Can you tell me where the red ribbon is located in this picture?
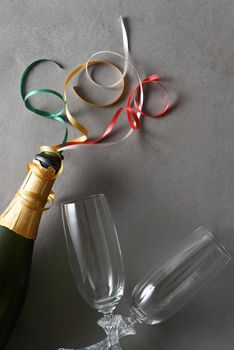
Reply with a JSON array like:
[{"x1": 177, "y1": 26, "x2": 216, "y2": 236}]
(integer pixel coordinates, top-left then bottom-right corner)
[{"x1": 56, "y1": 74, "x2": 170, "y2": 148}]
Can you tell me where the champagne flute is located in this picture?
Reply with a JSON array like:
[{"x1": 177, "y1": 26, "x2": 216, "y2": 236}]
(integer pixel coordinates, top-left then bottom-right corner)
[
  {"x1": 129, "y1": 226, "x2": 231, "y2": 325},
  {"x1": 60, "y1": 194, "x2": 125, "y2": 350}
]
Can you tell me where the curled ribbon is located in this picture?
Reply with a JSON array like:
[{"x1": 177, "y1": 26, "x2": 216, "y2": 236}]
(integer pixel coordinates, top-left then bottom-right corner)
[
  {"x1": 20, "y1": 59, "x2": 68, "y2": 150},
  {"x1": 20, "y1": 15, "x2": 171, "y2": 155}
]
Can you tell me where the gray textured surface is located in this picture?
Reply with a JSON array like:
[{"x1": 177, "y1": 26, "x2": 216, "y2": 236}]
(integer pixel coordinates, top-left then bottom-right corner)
[{"x1": 0, "y1": 0, "x2": 234, "y2": 349}]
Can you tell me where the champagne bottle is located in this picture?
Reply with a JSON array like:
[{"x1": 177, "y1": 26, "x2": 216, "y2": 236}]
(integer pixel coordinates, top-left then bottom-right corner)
[{"x1": 0, "y1": 151, "x2": 63, "y2": 349}]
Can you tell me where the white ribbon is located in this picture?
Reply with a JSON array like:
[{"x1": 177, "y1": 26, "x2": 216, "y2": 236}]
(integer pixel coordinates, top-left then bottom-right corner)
[{"x1": 57, "y1": 15, "x2": 144, "y2": 152}]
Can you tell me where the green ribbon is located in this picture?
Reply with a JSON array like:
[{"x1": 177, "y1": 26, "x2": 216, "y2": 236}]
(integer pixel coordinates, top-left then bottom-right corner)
[{"x1": 20, "y1": 59, "x2": 68, "y2": 150}]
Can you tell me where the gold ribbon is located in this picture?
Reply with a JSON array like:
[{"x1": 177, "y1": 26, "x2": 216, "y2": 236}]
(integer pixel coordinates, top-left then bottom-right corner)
[{"x1": 63, "y1": 60, "x2": 125, "y2": 143}]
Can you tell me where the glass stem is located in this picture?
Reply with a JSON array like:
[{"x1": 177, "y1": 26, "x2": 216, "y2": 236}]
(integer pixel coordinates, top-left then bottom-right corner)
[
  {"x1": 97, "y1": 314, "x2": 123, "y2": 350},
  {"x1": 109, "y1": 345, "x2": 122, "y2": 350}
]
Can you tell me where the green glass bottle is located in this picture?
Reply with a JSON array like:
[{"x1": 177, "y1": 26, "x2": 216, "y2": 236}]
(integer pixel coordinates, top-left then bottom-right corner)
[{"x1": 0, "y1": 151, "x2": 62, "y2": 349}]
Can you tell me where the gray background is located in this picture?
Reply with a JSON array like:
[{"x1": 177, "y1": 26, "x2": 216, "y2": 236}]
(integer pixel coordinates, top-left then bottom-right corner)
[{"x1": 0, "y1": 0, "x2": 233, "y2": 349}]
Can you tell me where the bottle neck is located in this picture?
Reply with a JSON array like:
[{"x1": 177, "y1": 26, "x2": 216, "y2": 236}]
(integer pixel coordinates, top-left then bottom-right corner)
[{"x1": 0, "y1": 160, "x2": 58, "y2": 240}]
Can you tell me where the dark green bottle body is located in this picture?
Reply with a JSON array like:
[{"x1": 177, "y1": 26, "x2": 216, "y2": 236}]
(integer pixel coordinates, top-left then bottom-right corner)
[{"x1": 0, "y1": 227, "x2": 34, "y2": 349}]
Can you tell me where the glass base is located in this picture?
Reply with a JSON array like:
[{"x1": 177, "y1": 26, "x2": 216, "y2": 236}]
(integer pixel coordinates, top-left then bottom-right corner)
[{"x1": 58, "y1": 315, "x2": 136, "y2": 350}]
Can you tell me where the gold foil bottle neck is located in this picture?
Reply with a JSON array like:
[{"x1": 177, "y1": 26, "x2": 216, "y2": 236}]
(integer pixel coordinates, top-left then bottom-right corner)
[{"x1": 0, "y1": 161, "x2": 59, "y2": 240}]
